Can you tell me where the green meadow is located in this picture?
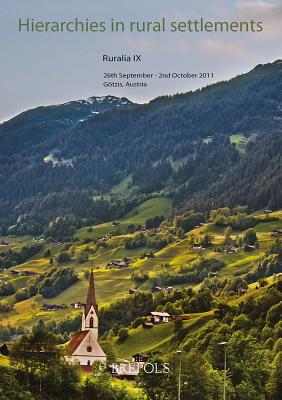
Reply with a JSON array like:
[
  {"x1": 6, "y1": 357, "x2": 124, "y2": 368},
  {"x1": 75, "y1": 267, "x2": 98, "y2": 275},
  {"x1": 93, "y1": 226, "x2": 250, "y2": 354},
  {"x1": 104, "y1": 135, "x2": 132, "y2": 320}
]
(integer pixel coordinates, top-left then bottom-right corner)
[
  {"x1": 0, "y1": 200, "x2": 281, "y2": 358},
  {"x1": 76, "y1": 197, "x2": 172, "y2": 239}
]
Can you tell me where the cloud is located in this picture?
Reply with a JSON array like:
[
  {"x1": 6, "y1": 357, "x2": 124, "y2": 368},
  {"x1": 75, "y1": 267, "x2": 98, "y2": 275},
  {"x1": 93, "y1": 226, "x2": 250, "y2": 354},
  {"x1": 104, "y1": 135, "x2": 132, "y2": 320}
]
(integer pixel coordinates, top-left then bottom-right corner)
[
  {"x1": 199, "y1": 38, "x2": 251, "y2": 59},
  {"x1": 233, "y1": 0, "x2": 281, "y2": 38},
  {"x1": 211, "y1": 0, "x2": 282, "y2": 39}
]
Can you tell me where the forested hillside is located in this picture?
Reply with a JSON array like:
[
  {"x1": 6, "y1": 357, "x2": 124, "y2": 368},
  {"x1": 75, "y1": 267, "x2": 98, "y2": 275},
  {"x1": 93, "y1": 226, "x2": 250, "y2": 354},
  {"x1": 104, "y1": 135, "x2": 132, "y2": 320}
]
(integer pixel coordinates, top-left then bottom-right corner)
[
  {"x1": 0, "y1": 203, "x2": 281, "y2": 400},
  {"x1": 0, "y1": 60, "x2": 281, "y2": 236}
]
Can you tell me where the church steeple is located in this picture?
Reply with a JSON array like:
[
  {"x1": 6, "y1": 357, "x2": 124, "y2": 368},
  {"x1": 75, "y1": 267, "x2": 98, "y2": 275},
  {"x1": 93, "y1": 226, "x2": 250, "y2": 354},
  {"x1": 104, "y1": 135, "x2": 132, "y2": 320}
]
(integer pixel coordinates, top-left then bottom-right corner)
[
  {"x1": 82, "y1": 269, "x2": 99, "y2": 338},
  {"x1": 85, "y1": 269, "x2": 98, "y2": 315}
]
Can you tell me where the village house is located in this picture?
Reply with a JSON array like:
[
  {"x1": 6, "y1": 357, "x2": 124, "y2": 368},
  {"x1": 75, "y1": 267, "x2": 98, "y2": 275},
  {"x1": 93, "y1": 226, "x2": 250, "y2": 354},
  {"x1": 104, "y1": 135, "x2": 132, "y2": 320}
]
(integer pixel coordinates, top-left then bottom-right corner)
[
  {"x1": 132, "y1": 352, "x2": 149, "y2": 363},
  {"x1": 23, "y1": 271, "x2": 38, "y2": 276},
  {"x1": 106, "y1": 258, "x2": 132, "y2": 269},
  {"x1": 42, "y1": 303, "x2": 66, "y2": 311},
  {"x1": 192, "y1": 244, "x2": 204, "y2": 250},
  {"x1": 98, "y1": 235, "x2": 111, "y2": 243},
  {"x1": 144, "y1": 253, "x2": 153, "y2": 259},
  {"x1": 111, "y1": 221, "x2": 120, "y2": 227},
  {"x1": 109, "y1": 353, "x2": 151, "y2": 380},
  {"x1": 142, "y1": 321, "x2": 154, "y2": 329},
  {"x1": 271, "y1": 229, "x2": 282, "y2": 237},
  {"x1": 70, "y1": 301, "x2": 84, "y2": 309},
  {"x1": 123, "y1": 257, "x2": 133, "y2": 263},
  {"x1": 150, "y1": 311, "x2": 171, "y2": 324},
  {"x1": 165, "y1": 286, "x2": 174, "y2": 293},
  {"x1": 151, "y1": 286, "x2": 162, "y2": 293},
  {"x1": 223, "y1": 247, "x2": 240, "y2": 254},
  {"x1": 10, "y1": 270, "x2": 20, "y2": 276},
  {"x1": 0, "y1": 240, "x2": 11, "y2": 246},
  {"x1": 66, "y1": 270, "x2": 106, "y2": 368},
  {"x1": 244, "y1": 244, "x2": 256, "y2": 252}
]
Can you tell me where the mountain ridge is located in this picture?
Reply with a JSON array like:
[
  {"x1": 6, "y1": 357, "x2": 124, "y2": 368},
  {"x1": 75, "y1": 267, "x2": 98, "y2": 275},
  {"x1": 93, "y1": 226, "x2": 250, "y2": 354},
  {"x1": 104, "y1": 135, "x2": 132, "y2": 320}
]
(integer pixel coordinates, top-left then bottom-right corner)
[
  {"x1": 0, "y1": 60, "x2": 281, "y2": 235},
  {"x1": 0, "y1": 95, "x2": 135, "y2": 155}
]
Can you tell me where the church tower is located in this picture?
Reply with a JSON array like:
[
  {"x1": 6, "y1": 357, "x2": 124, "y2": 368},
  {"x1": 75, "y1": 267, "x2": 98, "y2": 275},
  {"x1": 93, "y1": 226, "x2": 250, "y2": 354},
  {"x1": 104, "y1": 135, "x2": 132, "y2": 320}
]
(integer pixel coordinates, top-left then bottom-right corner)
[
  {"x1": 67, "y1": 268, "x2": 106, "y2": 367},
  {"x1": 82, "y1": 269, "x2": 99, "y2": 339}
]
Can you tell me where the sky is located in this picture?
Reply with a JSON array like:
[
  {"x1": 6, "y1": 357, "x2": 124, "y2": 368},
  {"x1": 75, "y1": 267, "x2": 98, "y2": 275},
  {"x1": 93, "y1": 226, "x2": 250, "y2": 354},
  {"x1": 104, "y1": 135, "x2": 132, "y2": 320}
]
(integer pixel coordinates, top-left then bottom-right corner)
[{"x1": 0, "y1": 0, "x2": 281, "y2": 121}]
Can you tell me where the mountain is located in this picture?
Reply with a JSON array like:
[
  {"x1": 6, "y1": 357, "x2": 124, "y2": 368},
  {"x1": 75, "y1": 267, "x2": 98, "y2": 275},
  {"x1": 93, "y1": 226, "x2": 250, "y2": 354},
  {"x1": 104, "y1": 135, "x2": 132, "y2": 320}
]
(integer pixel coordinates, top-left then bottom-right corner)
[
  {"x1": 0, "y1": 60, "x2": 281, "y2": 235},
  {"x1": 0, "y1": 95, "x2": 134, "y2": 155}
]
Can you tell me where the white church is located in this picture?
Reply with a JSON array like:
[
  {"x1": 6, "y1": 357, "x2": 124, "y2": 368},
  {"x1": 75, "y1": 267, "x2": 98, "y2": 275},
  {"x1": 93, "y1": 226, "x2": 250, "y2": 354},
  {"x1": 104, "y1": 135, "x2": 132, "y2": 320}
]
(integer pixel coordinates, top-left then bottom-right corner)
[{"x1": 67, "y1": 269, "x2": 107, "y2": 367}]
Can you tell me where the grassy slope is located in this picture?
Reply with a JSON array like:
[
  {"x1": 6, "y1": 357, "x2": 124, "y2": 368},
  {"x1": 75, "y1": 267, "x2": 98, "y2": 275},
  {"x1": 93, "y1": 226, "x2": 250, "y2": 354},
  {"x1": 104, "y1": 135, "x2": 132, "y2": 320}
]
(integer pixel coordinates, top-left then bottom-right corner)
[
  {"x1": 0, "y1": 206, "x2": 281, "y2": 359},
  {"x1": 230, "y1": 134, "x2": 248, "y2": 154},
  {"x1": 76, "y1": 197, "x2": 172, "y2": 239},
  {"x1": 115, "y1": 314, "x2": 212, "y2": 360},
  {"x1": 0, "y1": 355, "x2": 9, "y2": 367},
  {"x1": 114, "y1": 277, "x2": 279, "y2": 360}
]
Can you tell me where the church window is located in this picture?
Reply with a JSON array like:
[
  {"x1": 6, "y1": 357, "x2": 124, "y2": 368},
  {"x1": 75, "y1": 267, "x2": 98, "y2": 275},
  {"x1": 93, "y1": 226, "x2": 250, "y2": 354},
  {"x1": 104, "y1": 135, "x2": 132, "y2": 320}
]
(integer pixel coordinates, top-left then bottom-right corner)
[
  {"x1": 87, "y1": 360, "x2": 91, "y2": 366},
  {"x1": 87, "y1": 346, "x2": 92, "y2": 352},
  {"x1": 89, "y1": 317, "x2": 94, "y2": 328}
]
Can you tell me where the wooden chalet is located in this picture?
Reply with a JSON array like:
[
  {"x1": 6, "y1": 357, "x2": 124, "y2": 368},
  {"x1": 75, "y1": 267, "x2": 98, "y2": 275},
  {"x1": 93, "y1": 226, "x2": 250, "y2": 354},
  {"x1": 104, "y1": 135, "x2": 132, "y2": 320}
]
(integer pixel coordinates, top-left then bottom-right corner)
[
  {"x1": 150, "y1": 311, "x2": 171, "y2": 324},
  {"x1": 132, "y1": 352, "x2": 149, "y2": 363}
]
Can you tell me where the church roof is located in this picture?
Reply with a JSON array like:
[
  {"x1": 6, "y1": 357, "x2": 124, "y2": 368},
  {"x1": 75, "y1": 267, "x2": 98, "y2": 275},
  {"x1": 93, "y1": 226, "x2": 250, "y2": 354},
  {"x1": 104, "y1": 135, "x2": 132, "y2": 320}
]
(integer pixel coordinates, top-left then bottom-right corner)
[
  {"x1": 68, "y1": 331, "x2": 89, "y2": 353},
  {"x1": 68, "y1": 330, "x2": 106, "y2": 357},
  {"x1": 85, "y1": 269, "x2": 98, "y2": 316}
]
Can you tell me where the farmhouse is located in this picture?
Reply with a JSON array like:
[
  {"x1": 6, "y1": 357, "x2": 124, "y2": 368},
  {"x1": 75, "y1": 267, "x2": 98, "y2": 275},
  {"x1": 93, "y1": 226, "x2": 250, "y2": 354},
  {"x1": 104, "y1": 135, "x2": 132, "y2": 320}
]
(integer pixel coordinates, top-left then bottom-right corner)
[
  {"x1": 107, "y1": 259, "x2": 131, "y2": 268},
  {"x1": 151, "y1": 286, "x2": 162, "y2": 293},
  {"x1": 165, "y1": 286, "x2": 174, "y2": 293},
  {"x1": 223, "y1": 247, "x2": 239, "y2": 254},
  {"x1": 150, "y1": 311, "x2": 171, "y2": 324},
  {"x1": 132, "y1": 352, "x2": 149, "y2": 363},
  {"x1": 192, "y1": 245, "x2": 204, "y2": 250},
  {"x1": 271, "y1": 229, "x2": 282, "y2": 237},
  {"x1": 244, "y1": 244, "x2": 256, "y2": 252},
  {"x1": 112, "y1": 221, "x2": 120, "y2": 226},
  {"x1": 70, "y1": 301, "x2": 84, "y2": 309},
  {"x1": 67, "y1": 270, "x2": 106, "y2": 367},
  {"x1": 42, "y1": 303, "x2": 66, "y2": 311},
  {"x1": 0, "y1": 240, "x2": 11, "y2": 246},
  {"x1": 10, "y1": 270, "x2": 20, "y2": 275}
]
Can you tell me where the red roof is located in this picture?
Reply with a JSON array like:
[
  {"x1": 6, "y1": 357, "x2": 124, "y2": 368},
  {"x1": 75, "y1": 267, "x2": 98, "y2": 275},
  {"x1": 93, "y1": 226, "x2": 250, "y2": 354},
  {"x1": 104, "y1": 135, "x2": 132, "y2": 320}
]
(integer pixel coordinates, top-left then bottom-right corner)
[{"x1": 68, "y1": 331, "x2": 89, "y2": 353}]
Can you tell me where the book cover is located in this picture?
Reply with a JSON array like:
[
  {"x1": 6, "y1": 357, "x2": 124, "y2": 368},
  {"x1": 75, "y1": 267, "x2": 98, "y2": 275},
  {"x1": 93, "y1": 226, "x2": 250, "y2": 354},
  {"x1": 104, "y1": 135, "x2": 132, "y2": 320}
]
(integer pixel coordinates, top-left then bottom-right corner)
[{"x1": 0, "y1": 1, "x2": 281, "y2": 399}]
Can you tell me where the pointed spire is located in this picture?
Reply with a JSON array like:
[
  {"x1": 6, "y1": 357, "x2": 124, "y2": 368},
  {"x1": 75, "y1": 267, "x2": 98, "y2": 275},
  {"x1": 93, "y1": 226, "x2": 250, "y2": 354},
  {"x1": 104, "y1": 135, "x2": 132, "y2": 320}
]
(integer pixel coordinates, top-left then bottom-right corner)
[{"x1": 85, "y1": 269, "x2": 98, "y2": 315}]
